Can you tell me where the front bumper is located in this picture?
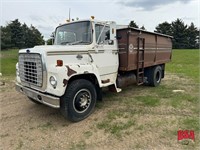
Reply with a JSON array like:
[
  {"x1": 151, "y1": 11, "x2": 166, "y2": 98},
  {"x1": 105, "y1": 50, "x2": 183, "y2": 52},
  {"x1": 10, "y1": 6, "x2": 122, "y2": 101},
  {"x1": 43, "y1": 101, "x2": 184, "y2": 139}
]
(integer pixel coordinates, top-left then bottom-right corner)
[{"x1": 15, "y1": 83, "x2": 60, "y2": 108}]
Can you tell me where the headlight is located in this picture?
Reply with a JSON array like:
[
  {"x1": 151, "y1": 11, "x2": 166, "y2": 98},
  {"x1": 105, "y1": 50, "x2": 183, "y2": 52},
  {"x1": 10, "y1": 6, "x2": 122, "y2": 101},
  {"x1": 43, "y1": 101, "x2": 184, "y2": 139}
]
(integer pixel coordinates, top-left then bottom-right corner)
[{"x1": 49, "y1": 76, "x2": 57, "y2": 88}]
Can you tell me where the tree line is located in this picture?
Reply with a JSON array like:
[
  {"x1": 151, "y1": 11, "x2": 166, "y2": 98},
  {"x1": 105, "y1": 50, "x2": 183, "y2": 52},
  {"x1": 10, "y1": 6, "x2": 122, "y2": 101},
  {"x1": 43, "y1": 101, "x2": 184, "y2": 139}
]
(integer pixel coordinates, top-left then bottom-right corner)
[
  {"x1": 129, "y1": 19, "x2": 199, "y2": 49},
  {"x1": 1, "y1": 19, "x2": 44, "y2": 50},
  {"x1": 1, "y1": 18, "x2": 199, "y2": 50}
]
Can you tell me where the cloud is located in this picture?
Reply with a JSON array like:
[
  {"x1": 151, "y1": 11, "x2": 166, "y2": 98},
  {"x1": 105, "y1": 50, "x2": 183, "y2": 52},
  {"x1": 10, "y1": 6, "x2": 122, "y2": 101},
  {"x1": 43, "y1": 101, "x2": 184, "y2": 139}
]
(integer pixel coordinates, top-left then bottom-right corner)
[
  {"x1": 37, "y1": 25, "x2": 54, "y2": 31},
  {"x1": 119, "y1": 0, "x2": 192, "y2": 10},
  {"x1": 48, "y1": 16, "x2": 67, "y2": 24},
  {"x1": 181, "y1": 17, "x2": 196, "y2": 24},
  {"x1": 182, "y1": 17, "x2": 195, "y2": 20},
  {"x1": 29, "y1": 15, "x2": 45, "y2": 22},
  {"x1": 36, "y1": 25, "x2": 55, "y2": 40}
]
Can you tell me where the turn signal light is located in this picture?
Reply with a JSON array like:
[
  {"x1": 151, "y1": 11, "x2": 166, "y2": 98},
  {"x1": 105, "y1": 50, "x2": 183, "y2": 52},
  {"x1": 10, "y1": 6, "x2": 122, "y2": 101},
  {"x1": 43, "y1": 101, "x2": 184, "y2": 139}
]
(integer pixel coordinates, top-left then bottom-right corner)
[{"x1": 56, "y1": 60, "x2": 63, "y2": 66}]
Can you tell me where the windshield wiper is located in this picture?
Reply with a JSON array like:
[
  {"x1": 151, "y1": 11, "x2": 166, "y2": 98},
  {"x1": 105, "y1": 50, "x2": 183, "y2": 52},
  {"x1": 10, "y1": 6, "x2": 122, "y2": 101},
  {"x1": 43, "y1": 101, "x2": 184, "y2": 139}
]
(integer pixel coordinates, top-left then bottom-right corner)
[
  {"x1": 70, "y1": 40, "x2": 82, "y2": 45},
  {"x1": 71, "y1": 41, "x2": 91, "y2": 45},
  {"x1": 60, "y1": 41, "x2": 90, "y2": 45},
  {"x1": 60, "y1": 41, "x2": 71, "y2": 45}
]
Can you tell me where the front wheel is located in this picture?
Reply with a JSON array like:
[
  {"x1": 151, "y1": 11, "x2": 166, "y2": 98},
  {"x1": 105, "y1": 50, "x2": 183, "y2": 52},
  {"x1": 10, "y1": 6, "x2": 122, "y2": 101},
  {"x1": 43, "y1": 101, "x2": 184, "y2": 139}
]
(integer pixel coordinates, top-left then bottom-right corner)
[{"x1": 60, "y1": 79, "x2": 97, "y2": 122}]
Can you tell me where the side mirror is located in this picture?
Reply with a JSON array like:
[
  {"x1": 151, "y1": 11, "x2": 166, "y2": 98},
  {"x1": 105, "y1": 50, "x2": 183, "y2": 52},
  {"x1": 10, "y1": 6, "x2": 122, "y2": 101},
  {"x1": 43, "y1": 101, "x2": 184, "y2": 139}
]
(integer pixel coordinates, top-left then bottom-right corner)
[
  {"x1": 50, "y1": 32, "x2": 55, "y2": 45},
  {"x1": 51, "y1": 32, "x2": 55, "y2": 38},
  {"x1": 108, "y1": 40, "x2": 114, "y2": 45},
  {"x1": 116, "y1": 34, "x2": 122, "y2": 40},
  {"x1": 105, "y1": 30, "x2": 110, "y2": 40}
]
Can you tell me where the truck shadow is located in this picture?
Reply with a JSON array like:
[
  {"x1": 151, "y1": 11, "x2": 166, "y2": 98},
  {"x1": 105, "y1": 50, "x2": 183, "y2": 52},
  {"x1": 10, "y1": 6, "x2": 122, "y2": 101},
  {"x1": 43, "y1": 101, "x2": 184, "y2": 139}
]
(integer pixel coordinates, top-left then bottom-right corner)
[
  {"x1": 24, "y1": 100, "x2": 70, "y2": 124},
  {"x1": 22, "y1": 84, "x2": 155, "y2": 127}
]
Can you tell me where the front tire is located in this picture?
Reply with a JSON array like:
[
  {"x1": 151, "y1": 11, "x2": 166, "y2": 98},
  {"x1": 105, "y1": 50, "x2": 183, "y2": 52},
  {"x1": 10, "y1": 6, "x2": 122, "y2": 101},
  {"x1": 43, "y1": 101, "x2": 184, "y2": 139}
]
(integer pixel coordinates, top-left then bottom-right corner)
[{"x1": 60, "y1": 79, "x2": 97, "y2": 122}]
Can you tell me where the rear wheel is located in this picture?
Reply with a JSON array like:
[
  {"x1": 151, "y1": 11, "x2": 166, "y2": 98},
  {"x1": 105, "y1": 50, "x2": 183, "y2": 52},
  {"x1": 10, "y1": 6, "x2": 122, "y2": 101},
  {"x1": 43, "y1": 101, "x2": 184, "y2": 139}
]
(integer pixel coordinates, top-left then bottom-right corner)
[
  {"x1": 148, "y1": 65, "x2": 162, "y2": 87},
  {"x1": 60, "y1": 79, "x2": 97, "y2": 122}
]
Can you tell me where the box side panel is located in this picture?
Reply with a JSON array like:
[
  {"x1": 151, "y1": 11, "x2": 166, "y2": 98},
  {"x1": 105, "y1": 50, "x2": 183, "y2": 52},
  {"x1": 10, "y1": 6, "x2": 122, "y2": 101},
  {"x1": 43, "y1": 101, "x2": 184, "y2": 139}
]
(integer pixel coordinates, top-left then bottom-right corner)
[
  {"x1": 117, "y1": 28, "x2": 172, "y2": 71},
  {"x1": 156, "y1": 35, "x2": 172, "y2": 64},
  {"x1": 126, "y1": 32, "x2": 137, "y2": 70},
  {"x1": 129, "y1": 31, "x2": 158, "y2": 70}
]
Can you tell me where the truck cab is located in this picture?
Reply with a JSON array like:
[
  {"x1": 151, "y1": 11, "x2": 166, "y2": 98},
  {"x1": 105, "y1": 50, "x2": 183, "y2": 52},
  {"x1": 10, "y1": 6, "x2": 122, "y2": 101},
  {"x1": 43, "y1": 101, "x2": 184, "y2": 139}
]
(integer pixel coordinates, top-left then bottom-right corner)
[{"x1": 16, "y1": 18, "x2": 120, "y2": 122}]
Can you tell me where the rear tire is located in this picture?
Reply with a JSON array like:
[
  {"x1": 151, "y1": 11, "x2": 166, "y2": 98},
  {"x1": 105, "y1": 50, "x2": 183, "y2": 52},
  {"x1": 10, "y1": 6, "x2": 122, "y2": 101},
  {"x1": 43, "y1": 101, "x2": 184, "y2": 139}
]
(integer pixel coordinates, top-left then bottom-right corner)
[
  {"x1": 148, "y1": 66, "x2": 162, "y2": 87},
  {"x1": 60, "y1": 79, "x2": 97, "y2": 122}
]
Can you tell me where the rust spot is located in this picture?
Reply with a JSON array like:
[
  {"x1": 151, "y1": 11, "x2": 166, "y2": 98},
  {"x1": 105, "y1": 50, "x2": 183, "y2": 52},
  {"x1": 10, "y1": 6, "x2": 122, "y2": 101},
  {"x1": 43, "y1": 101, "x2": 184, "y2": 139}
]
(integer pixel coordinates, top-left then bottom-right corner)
[
  {"x1": 63, "y1": 79, "x2": 68, "y2": 87},
  {"x1": 101, "y1": 79, "x2": 110, "y2": 84},
  {"x1": 66, "y1": 66, "x2": 77, "y2": 76}
]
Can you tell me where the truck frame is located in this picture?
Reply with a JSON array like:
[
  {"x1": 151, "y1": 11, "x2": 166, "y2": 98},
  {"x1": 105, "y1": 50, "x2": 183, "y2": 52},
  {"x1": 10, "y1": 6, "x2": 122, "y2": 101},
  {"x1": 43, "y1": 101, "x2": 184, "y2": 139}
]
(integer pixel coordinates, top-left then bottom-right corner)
[{"x1": 16, "y1": 18, "x2": 172, "y2": 122}]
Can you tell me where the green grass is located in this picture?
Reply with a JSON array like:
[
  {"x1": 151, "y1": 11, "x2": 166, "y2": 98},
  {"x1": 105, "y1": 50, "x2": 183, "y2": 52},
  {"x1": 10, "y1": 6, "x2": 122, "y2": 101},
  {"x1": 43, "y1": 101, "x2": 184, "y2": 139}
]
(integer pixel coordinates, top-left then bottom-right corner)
[
  {"x1": 181, "y1": 117, "x2": 200, "y2": 131},
  {"x1": 70, "y1": 141, "x2": 86, "y2": 150},
  {"x1": 170, "y1": 93, "x2": 198, "y2": 108},
  {"x1": 1, "y1": 49, "x2": 19, "y2": 77},
  {"x1": 83, "y1": 131, "x2": 93, "y2": 138},
  {"x1": 1, "y1": 49, "x2": 199, "y2": 80},
  {"x1": 135, "y1": 96, "x2": 160, "y2": 107},
  {"x1": 16, "y1": 140, "x2": 23, "y2": 150},
  {"x1": 96, "y1": 108, "x2": 136, "y2": 137},
  {"x1": 0, "y1": 133, "x2": 9, "y2": 138},
  {"x1": 166, "y1": 49, "x2": 199, "y2": 82},
  {"x1": 37, "y1": 122, "x2": 54, "y2": 131},
  {"x1": 96, "y1": 49, "x2": 199, "y2": 145},
  {"x1": 97, "y1": 119, "x2": 135, "y2": 137}
]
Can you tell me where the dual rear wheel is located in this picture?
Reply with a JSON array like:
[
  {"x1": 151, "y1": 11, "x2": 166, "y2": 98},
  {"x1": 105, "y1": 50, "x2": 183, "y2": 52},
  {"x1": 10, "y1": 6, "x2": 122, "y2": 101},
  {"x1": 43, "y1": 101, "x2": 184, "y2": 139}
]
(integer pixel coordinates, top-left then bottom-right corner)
[{"x1": 145, "y1": 65, "x2": 163, "y2": 87}]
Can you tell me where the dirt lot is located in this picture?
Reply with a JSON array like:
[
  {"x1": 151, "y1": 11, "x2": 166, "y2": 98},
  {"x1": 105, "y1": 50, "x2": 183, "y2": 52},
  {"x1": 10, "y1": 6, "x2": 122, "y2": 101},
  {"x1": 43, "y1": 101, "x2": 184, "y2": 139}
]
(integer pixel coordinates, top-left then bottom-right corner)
[{"x1": 0, "y1": 73, "x2": 199, "y2": 150}]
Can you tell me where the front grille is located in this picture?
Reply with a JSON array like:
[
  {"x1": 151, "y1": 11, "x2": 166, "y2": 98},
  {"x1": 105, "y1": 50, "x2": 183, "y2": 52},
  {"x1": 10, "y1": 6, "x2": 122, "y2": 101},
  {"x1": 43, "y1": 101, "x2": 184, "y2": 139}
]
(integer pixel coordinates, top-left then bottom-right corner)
[{"x1": 19, "y1": 53, "x2": 43, "y2": 87}]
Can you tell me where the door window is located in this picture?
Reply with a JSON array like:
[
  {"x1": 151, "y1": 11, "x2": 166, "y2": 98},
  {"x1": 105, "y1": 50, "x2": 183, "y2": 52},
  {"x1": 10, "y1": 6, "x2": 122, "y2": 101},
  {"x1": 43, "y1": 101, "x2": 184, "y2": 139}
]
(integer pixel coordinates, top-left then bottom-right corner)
[{"x1": 95, "y1": 24, "x2": 110, "y2": 44}]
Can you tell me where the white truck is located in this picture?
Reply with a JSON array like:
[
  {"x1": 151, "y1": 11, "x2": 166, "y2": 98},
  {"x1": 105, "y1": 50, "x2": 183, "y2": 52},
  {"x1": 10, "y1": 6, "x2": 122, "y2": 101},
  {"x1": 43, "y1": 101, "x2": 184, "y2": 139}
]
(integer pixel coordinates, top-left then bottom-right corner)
[{"x1": 16, "y1": 18, "x2": 172, "y2": 122}]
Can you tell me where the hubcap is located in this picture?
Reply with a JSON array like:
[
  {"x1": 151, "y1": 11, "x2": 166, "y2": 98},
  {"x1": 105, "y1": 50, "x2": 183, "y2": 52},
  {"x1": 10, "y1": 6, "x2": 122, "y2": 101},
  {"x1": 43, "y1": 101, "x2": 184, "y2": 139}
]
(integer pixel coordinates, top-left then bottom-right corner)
[
  {"x1": 156, "y1": 71, "x2": 161, "y2": 83},
  {"x1": 73, "y1": 89, "x2": 91, "y2": 113}
]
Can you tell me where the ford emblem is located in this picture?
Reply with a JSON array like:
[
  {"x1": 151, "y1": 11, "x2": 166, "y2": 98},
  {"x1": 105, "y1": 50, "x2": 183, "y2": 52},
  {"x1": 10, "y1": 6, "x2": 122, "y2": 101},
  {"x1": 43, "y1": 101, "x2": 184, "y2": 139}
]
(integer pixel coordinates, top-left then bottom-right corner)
[{"x1": 26, "y1": 49, "x2": 30, "y2": 53}]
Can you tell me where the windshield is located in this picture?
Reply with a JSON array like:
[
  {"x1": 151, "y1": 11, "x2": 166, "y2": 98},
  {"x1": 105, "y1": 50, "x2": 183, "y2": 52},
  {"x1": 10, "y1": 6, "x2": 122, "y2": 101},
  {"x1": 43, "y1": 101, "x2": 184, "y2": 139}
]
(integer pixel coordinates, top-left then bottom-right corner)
[{"x1": 54, "y1": 21, "x2": 92, "y2": 45}]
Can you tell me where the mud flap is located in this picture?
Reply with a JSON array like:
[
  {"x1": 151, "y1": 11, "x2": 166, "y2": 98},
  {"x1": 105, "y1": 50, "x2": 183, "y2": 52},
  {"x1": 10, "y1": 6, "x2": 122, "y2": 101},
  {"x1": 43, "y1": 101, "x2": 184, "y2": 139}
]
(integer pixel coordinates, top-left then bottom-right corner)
[{"x1": 108, "y1": 84, "x2": 121, "y2": 93}]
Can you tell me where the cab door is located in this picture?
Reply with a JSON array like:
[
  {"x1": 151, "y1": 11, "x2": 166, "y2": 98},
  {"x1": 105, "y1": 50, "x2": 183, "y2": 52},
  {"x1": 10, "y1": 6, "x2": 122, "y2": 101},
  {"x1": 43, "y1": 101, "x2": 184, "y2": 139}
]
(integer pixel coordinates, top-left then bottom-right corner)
[{"x1": 92, "y1": 22, "x2": 119, "y2": 84}]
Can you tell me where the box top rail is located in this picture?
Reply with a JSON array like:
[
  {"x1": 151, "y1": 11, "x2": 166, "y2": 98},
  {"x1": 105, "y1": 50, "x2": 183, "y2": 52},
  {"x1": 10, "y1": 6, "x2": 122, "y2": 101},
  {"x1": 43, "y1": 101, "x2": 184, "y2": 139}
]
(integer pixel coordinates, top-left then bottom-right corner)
[{"x1": 117, "y1": 25, "x2": 173, "y2": 39}]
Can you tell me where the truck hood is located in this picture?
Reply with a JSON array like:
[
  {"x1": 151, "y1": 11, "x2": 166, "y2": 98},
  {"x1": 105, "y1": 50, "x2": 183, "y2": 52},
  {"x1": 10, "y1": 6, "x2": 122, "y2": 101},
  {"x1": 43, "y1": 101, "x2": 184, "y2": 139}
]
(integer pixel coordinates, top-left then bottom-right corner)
[{"x1": 18, "y1": 45, "x2": 95, "y2": 55}]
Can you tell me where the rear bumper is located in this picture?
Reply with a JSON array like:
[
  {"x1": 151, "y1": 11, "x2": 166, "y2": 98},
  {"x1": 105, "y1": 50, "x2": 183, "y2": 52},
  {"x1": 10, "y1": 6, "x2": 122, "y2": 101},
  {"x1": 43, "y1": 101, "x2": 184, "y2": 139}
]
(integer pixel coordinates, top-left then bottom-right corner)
[{"x1": 15, "y1": 83, "x2": 60, "y2": 108}]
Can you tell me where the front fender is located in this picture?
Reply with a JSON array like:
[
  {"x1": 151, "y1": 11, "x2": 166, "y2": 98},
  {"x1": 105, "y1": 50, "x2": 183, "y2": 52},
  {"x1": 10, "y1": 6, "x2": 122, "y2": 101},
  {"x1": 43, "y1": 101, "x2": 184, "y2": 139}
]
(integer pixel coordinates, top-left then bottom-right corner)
[{"x1": 45, "y1": 63, "x2": 102, "y2": 97}]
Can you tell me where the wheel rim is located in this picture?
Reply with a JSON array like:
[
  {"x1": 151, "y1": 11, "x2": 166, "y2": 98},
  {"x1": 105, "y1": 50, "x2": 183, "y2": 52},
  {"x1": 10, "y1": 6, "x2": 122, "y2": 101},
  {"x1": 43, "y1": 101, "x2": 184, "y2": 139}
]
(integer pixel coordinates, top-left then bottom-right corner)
[
  {"x1": 73, "y1": 89, "x2": 91, "y2": 113},
  {"x1": 156, "y1": 71, "x2": 161, "y2": 83}
]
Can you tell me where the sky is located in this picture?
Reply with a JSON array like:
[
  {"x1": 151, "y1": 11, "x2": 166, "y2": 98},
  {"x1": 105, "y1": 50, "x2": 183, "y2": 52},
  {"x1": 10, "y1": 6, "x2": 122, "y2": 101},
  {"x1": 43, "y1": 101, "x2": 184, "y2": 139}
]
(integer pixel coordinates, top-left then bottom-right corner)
[{"x1": 1, "y1": 0, "x2": 199, "y2": 40}]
